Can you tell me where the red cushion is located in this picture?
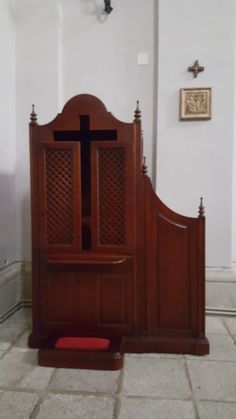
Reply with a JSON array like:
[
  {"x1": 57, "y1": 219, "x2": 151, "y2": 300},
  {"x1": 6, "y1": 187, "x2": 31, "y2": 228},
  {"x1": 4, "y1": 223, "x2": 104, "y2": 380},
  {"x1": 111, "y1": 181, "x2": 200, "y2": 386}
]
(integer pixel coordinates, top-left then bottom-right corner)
[{"x1": 55, "y1": 337, "x2": 110, "y2": 351}]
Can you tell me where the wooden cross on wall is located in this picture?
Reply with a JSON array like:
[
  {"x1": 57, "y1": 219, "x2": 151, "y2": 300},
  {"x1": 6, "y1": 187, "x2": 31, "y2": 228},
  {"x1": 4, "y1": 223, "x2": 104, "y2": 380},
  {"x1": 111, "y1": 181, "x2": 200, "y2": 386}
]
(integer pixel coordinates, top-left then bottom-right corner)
[
  {"x1": 188, "y1": 60, "x2": 204, "y2": 78},
  {"x1": 54, "y1": 115, "x2": 117, "y2": 214},
  {"x1": 54, "y1": 115, "x2": 117, "y2": 248}
]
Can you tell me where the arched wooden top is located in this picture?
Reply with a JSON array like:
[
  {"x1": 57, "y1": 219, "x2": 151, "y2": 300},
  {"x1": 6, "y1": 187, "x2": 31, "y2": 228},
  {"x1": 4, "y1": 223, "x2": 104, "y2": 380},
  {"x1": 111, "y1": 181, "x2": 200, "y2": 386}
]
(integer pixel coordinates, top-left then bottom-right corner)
[
  {"x1": 31, "y1": 94, "x2": 135, "y2": 131},
  {"x1": 61, "y1": 94, "x2": 110, "y2": 118}
]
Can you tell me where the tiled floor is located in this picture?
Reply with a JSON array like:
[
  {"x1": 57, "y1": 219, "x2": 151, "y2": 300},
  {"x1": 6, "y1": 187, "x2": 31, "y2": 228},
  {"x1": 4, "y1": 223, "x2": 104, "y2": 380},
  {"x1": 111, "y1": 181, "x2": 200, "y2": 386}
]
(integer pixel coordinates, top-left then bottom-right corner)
[{"x1": 0, "y1": 309, "x2": 236, "y2": 418}]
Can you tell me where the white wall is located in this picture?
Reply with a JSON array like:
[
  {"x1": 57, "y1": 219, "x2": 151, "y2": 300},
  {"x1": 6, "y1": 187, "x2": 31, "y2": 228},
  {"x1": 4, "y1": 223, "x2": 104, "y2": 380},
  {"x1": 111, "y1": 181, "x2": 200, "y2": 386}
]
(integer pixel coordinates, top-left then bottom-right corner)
[
  {"x1": 61, "y1": 0, "x2": 155, "y2": 169},
  {"x1": 232, "y1": 17, "x2": 236, "y2": 264},
  {"x1": 157, "y1": 0, "x2": 236, "y2": 267},
  {"x1": 0, "y1": 0, "x2": 16, "y2": 268},
  {"x1": 232, "y1": 103, "x2": 236, "y2": 262},
  {"x1": 12, "y1": 0, "x2": 236, "y2": 267},
  {"x1": 15, "y1": 0, "x2": 61, "y2": 260},
  {"x1": 14, "y1": 0, "x2": 155, "y2": 261}
]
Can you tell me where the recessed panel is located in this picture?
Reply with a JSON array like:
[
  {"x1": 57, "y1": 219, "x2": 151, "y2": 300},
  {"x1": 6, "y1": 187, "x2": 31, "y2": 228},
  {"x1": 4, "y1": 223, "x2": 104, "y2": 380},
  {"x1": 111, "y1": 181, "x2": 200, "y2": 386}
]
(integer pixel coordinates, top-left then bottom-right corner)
[
  {"x1": 42, "y1": 269, "x2": 73, "y2": 324},
  {"x1": 157, "y1": 214, "x2": 191, "y2": 330},
  {"x1": 98, "y1": 274, "x2": 127, "y2": 325}
]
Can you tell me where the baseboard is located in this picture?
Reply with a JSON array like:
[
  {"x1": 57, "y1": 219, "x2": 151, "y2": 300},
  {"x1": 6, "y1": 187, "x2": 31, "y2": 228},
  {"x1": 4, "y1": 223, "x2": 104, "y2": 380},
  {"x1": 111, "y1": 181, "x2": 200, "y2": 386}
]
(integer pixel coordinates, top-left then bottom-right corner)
[
  {"x1": 206, "y1": 307, "x2": 236, "y2": 317},
  {"x1": 0, "y1": 300, "x2": 31, "y2": 323},
  {"x1": 0, "y1": 262, "x2": 22, "y2": 322},
  {"x1": 1, "y1": 300, "x2": 236, "y2": 324},
  {"x1": 1, "y1": 263, "x2": 236, "y2": 324}
]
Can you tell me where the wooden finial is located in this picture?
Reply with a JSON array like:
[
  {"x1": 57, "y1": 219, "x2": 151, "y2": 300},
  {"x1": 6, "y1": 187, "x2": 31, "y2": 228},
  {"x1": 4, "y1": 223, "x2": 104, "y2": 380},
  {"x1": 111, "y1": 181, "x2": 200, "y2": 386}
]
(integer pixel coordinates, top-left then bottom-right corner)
[
  {"x1": 141, "y1": 129, "x2": 144, "y2": 142},
  {"x1": 199, "y1": 197, "x2": 205, "y2": 217},
  {"x1": 134, "y1": 100, "x2": 141, "y2": 121},
  {"x1": 30, "y1": 104, "x2": 37, "y2": 124},
  {"x1": 141, "y1": 156, "x2": 148, "y2": 175}
]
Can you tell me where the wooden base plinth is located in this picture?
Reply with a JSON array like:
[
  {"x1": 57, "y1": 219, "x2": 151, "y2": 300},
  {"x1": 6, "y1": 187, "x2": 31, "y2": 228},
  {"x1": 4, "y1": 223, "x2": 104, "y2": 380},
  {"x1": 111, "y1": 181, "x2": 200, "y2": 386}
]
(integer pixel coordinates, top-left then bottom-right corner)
[
  {"x1": 29, "y1": 333, "x2": 209, "y2": 370},
  {"x1": 28, "y1": 332, "x2": 50, "y2": 349},
  {"x1": 123, "y1": 336, "x2": 209, "y2": 356},
  {"x1": 37, "y1": 337, "x2": 124, "y2": 370},
  {"x1": 39, "y1": 347, "x2": 123, "y2": 370}
]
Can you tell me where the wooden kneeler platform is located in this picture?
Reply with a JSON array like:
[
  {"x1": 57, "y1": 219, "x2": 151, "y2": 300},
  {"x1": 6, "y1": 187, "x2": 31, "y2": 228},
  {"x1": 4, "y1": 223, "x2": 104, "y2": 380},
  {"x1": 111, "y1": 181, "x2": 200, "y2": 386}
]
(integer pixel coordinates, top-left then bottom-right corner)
[{"x1": 38, "y1": 337, "x2": 124, "y2": 370}]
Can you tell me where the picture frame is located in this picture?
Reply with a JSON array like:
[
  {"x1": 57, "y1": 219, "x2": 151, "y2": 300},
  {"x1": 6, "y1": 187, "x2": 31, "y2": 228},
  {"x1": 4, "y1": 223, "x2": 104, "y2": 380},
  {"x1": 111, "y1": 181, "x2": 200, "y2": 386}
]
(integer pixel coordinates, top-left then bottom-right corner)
[{"x1": 179, "y1": 87, "x2": 212, "y2": 120}]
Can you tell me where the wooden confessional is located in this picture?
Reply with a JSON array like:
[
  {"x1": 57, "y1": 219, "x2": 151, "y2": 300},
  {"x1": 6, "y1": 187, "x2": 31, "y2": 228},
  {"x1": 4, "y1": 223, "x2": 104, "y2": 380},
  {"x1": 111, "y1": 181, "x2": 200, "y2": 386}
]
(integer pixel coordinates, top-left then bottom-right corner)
[{"x1": 28, "y1": 94, "x2": 209, "y2": 369}]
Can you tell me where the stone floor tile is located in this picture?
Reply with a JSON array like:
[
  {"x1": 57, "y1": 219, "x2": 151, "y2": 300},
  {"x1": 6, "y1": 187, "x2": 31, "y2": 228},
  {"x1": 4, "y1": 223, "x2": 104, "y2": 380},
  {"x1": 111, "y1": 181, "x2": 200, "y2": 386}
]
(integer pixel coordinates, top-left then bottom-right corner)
[
  {"x1": 11, "y1": 330, "x2": 32, "y2": 352},
  {"x1": 50, "y1": 368, "x2": 120, "y2": 394},
  {"x1": 158, "y1": 353, "x2": 184, "y2": 360},
  {"x1": 187, "y1": 360, "x2": 236, "y2": 401},
  {"x1": 122, "y1": 357, "x2": 191, "y2": 398},
  {"x1": 0, "y1": 390, "x2": 38, "y2": 419},
  {"x1": 118, "y1": 398, "x2": 196, "y2": 419},
  {"x1": 0, "y1": 341, "x2": 11, "y2": 351},
  {"x1": 186, "y1": 334, "x2": 236, "y2": 362},
  {"x1": 125, "y1": 353, "x2": 163, "y2": 359},
  {"x1": 0, "y1": 351, "x2": 35, "y2": 387},
  {"x1": 125, "y1": 353, "x2": 184, "y2": 360},
  {"x1": 197, "y1": 401, "x2": 236, "y2": 419},
  {"x1": 0, "y1": 309, "x2": 30, "y2": 348},
  {"x1": 0, "y1": 324, "x2": 24, "y2": 347},
  {"x1": 205, "y1": 316, "x2": 227, "y2": 334},
  {"x1": 36, "y1": 393, "x2": 114, "y2": 419},
  {"x1": 4, "y1": 308, "x2": 31, "y2": 328},
  {"x1": 0, "y1": 350, "x2": 53, "y2": 390},
  {"x1": 206, "y1": 334, "x2": 236, "y2": 361},
  {"x1": 223, "y1": 317, "x2": 236, "y2": 335},
  {"x1": 19, "y1": 365, "x2": 54, "y2": 390}
]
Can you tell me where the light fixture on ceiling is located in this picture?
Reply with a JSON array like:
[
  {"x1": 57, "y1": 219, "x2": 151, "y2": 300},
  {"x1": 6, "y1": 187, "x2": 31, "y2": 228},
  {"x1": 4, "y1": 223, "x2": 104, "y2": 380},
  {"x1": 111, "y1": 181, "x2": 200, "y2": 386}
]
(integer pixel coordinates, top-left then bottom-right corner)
[{"x1": 104, "y1": 0, "x2": 113, "y2": 14}]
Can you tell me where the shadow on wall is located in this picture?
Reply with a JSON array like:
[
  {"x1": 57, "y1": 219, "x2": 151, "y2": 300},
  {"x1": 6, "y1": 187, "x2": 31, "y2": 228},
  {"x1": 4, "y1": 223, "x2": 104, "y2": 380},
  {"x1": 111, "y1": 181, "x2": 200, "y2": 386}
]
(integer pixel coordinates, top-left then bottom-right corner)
[
  {"x1": 0, "y1": 173, "x2": 17, "y2": 268},
  {"x1": 79, "y1": 0, "x2": 111, "y2": 20},
  {"x1": 62, "y1": 0, "x2": 112, "y2": 43},
  {"x1": 21, "y1": 194, "x2": 32, "y2": 263}
]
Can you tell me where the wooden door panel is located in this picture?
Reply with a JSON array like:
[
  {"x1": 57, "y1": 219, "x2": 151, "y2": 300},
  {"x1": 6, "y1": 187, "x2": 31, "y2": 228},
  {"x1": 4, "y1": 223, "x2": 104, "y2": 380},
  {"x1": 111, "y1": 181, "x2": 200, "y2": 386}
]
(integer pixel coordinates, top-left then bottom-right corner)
[
  {"x1": 91, "y1": 142, "x2": 134, "y2": 252},
  {"x1": 37, "y1": 143, "x2": 81, "y2": 252}
]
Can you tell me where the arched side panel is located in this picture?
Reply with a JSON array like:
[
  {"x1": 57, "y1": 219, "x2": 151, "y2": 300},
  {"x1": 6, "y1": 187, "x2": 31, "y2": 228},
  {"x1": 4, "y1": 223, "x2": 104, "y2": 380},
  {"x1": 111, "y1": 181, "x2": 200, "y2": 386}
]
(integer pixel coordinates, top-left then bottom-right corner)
[{"x1": 146, "y1": 178, "x2": 202, "y2": 338}]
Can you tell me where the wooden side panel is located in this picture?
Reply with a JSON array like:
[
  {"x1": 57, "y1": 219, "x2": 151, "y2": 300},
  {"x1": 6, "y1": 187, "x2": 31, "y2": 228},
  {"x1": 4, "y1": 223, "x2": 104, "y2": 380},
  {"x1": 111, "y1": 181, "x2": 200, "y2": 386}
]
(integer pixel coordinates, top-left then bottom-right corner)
[
  {"x1": 154, "y1": 213, "x2": 191, "y2": 331},
  {"x1": 146, "y1": 179, "x2": 199, "y2": 337}
]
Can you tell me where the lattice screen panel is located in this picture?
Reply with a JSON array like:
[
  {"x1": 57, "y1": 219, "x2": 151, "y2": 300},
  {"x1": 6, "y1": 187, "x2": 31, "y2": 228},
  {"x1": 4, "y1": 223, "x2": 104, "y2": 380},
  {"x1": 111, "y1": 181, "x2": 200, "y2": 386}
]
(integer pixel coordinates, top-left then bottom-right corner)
[
  {"x1": 45, "y1": 148, "x2": 74, "y2": 245},
  {"x1": 98, "y1": 148, "x2": 126, "y2": 245}
]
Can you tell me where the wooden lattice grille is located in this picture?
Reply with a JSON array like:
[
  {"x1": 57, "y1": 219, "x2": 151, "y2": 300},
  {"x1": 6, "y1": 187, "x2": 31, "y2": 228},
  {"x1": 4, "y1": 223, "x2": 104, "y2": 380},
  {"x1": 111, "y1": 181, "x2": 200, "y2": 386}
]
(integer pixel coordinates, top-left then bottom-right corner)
[
  {"x1": 98, "y1": 148, "x2": 126, "y2": 245},
  {"x1": 45, "y1": 148, "x2": 74, "y2": 245}
]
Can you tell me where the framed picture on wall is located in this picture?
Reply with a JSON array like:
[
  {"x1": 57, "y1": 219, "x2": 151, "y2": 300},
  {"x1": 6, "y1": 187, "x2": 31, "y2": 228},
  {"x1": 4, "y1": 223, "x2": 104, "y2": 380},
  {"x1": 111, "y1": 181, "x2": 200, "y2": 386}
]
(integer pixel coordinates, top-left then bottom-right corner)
[{"x1": 179, "y1": 87, "x2": 212, "y2": 120}]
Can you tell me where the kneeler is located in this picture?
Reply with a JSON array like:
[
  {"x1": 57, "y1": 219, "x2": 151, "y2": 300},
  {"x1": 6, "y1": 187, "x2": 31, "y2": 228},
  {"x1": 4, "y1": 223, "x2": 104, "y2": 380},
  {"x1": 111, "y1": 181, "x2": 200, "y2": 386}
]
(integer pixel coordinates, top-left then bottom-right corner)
[{"x1": 28, "y1": 94, "x2": 209, "y2": 370}]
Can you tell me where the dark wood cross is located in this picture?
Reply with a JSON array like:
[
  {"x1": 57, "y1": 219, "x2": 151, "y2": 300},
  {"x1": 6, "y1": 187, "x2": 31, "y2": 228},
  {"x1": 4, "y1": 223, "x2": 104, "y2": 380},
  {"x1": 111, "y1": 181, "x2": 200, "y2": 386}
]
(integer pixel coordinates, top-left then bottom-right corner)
[
  {"x1": 188, "y1": 60, "x2": 204, "y2": 78},
  {"x1": 54, "y1": 115, "x2": 117, "y2": 248}
]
